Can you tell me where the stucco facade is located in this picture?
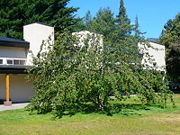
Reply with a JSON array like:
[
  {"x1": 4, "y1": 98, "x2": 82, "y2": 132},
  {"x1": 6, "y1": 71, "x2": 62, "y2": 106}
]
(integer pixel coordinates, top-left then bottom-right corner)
[
  {"x1": 0, "y1": 23, "x2": 54, "y2": 105},
  {"x1": 138, "y1": 41, "x2": 166, "y2": 71},
  {"x1": 0, "y1": 74, "x2": 34, "y2": 102},
  {"x1": 72, "y1": 31, "x2": 103, "y2": 51},
  {"x1": 23, "y1": 23, "x2": 54, "y2": 65},
  {"x1": 0, "y1": 46, "x2": 27, "y2": 59}
]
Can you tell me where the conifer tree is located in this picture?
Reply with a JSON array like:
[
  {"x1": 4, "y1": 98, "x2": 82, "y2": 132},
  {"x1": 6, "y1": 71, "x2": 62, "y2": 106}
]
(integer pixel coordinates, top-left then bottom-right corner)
[
  {"x1": 134, "y1": 16, "x2": 140, "y2": 37},
  {"x1": 87, "y1": 8, "x2": 115, "y2": 40},
  {"x1": 116, "y1": 0, "x2": 131, "y2": 38},
  {"x1": 83, "y1": 10, "x2": 93, "y2": 30},
  {"x1": 73, "y1": 10, "x2": 92, "y2": 32},
  {"x1": 160, "y1": 13, "x2": 180, "y2": 83},
  {"x1": 117, "y1": 0, "x2": 130, "y2": 23},
  {"x1": 0, "y1": 0, "x2": 79, "y2": 39},
  {"x1": 27, "y1": 0, "x2": 174, "y2": 117}
]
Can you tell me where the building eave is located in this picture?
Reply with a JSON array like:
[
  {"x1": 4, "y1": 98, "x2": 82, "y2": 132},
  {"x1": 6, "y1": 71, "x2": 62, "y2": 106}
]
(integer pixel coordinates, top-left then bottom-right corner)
[
  {"x1": 0, "y1": 37, "x2": 30, "y2": 49},
  {"x1": 0, "y1": 65, "x2": 32, "y2": 74}
]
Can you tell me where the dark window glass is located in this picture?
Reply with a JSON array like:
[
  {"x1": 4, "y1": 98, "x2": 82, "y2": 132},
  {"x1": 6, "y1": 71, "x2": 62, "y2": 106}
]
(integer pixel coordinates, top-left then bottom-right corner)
[
  {"x1": 20, "y1": 60, "x2": 25, "y2": 65},
  {"x1": 14, "y1": 60, "x2": 20, "y2": 65},
  {"x1": 7, "y1": 60, "x2": 13, "y2": 64},
  {"x1": 0, "y1": 59, "x2": 3, "y2": 64}
]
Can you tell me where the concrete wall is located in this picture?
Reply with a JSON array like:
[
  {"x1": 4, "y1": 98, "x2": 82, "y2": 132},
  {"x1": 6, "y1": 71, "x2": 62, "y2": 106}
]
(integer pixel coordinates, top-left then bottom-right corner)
[
  {"x1": 0, "y1": 75, "x2": 5, "y2": 101},
  {"x1": 23, "y1": 23, "x2": 54, "y2": 65},
  {"x1": 138, "y1": 42, "x2": 166, "y2": 71},
  {"x1": 0, "y1": 46, "x2": 27, "y2": 58},
  {"x1": 72, "y1": 30, "x2": 103, "y2": 49},
  {"x1": 0, "y1": 74, "x2": 34, "y2": 102},
  {"x1": 0, "y1": 23, "x2": 55, "y2": 102}
]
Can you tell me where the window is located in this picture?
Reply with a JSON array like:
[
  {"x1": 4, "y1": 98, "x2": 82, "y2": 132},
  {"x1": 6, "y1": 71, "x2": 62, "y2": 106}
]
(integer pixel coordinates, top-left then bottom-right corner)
[
  {"x1": 7, "y1": 60, "x2": 13, "y2": 65},
  {"x1": 14, "y1": 60, "x2": 26, "y2": 65},
  {"x1": 0, "y1": 59, "x2": 3, "y2": 64},
  {"x1": 5, "y1": 59, "x2": 26, "y2": 65},
  {"x1": 20, "y1": 60, "x2": 25, "y2": 65},
  {"x1": 14, "y1": 60, "x2": 19, "y2": 65}
]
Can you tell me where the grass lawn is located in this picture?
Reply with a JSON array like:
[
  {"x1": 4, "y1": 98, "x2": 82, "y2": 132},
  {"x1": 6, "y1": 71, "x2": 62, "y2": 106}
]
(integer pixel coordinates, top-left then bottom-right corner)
[{"x1": 0, "y1": 95, "x2": 180, "y2": 135}]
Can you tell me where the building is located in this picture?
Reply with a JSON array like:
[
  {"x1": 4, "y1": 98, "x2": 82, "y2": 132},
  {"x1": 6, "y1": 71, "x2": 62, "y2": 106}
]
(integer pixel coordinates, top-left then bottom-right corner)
[
  {"x1": 72, "y1": 30, "x2": 103, "y2": 49},
  {"x1": 138, "y1": 41, "x2": 166, "y2": 71},
  {"x1": 0, "y1": 22, "x2": 167, "y2": 105},
  {"x1": 0, "y1": 24, "x2": 103, "y2": 106},
  {"x1": 0, "y1": 23, "x2": 54, "y2": 105},
  {"x1": 24, "y1": 23, "x2": 54, "y2": 65}
]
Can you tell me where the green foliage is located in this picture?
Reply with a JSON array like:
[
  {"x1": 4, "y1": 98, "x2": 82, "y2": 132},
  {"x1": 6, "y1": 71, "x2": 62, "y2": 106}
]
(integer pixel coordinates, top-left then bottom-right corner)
[
  {"x1": 86, "y1": 8, "x2": 115, "y2": 39},
  {"x1": 115, "y1": 0, "x2": 131, "y2": 39},
  {"x1": 27, "y1": 0, "x2": 173, "y2": 117},
  {"x1": 27, "y1": 30, "x2": 173, "y2": 117},
  {"x1": 27, "y1": 32, "x2": 78, "y2": 114},
  {"x1": 136, "y1": 71, "x2": 173, "y2": 107},
  {"x1": 83, "y1": 10, "x2": 93, "y2": 29},
  {"x1": 74, "y1": 1, "x2": 141, "y2": 55},
  {"x1": 73, "y1": 0, "x2": 133, "y2": 42},
  {"x1": 134, "y1": 16, "x2": 145, "y2": 38},
  {"x1": 73, "y1": 10, "x2": 93, "y2": 32},
  {"x1": 160, "y1": 13, "x2": 180, "y2": 83},
  {"x1": 0, "y1": 0, "x2": 79, "y2": 39}
]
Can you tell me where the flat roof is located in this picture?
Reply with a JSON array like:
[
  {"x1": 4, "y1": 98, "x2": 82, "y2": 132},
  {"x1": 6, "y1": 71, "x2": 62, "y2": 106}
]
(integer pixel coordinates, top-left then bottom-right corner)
[
  {"x1": 0, "y1": 37, "x2": 30, "y2": 49},
  {"x1": 23, "y1": 22, "x2": 53, "y2": 27}
]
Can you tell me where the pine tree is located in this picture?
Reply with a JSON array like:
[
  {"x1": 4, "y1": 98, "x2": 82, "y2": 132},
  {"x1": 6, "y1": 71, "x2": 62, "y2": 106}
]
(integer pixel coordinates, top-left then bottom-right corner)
[
  {"x1": 73, "y1": 10, "x2": 93, "y2": 32},
  {"x1": 116, "y1": 0, "x2": 131, "y2": 37},
  {"x1": 134, "y1": 16, "x2": 140, "y2": 37},
  {"x1": 83, "y1": 10, "x2": 93, "y2": 30},
  {"x1": 133, "y1": 15, "x2": 145, "y2": 43},
  {"x1": 0, "y1": 0, "x2": 79, "y2": 39},
  {"x1": 160, "y1": 13, "x2": 180, "y2": 83},
  {"x1": 117, "y1": 0, "x2": 130, "y2": 24},
  {"x1": 86, "y1": 8, "x2": 115, "y2": 40},
  {"x1": 26, "y1": 1, "x2": 173, "y2": 117},
  {"x1": 84, "y1": 11, "x2": 92, "y2": 24}
]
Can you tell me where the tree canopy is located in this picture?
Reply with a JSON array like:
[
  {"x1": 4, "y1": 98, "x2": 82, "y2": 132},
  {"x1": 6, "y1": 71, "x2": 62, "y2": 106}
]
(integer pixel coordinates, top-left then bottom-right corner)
[
  {"x1": 116, "y1": 0, "x2": 131, "y2": 38},
  {"x1": 0, "y1": 0, "x2": 79, "y2": 39},
  {"x1": 27, "y1": 0, "x2": 173, "y2": 117},
  {"x1": 160, "y1": 13, "x2": 180, "y2": 83}
]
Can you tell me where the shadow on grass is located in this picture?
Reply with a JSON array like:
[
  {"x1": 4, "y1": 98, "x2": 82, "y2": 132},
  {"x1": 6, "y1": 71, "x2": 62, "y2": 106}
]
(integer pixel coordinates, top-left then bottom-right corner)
[{"x1": 54, "y1": 103, "x2": 162, "y2": 118}]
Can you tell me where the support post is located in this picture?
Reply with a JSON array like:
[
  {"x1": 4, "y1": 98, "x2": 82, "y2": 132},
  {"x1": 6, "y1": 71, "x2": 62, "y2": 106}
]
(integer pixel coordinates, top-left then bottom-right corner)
[{"x1": 4, "y1": 74, "x2": 12, "y2": 106}]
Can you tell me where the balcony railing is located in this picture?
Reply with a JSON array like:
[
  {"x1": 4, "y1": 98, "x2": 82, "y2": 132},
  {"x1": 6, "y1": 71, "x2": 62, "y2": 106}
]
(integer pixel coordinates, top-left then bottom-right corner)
[{"x1": 0, "y1": 57, "x2": 27, "y2": 66}]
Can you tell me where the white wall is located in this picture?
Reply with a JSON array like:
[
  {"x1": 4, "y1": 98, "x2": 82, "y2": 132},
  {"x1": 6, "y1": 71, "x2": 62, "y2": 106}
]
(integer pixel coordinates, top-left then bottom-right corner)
[
  {"x1": 72, "y1": 30, "x2": 103, "y2": 49},
  {"x1": 0, "y1": 46, "x2": 27, "y2": 58},
  {"x1": 0, "y1": 23, "x2": 55, "y2": 102},
  {"x1": 0, "y1": 74, "x2": 34, "y2": 102},
  {"x1": 0, "y1": 74, "x2": 5, "y2": 100},
  {"x1": 138, "y1": 42, "x2": 166, "y2": 71},
  {"x1": 23, "y1": 23, "x2": 54, "y2": 65}
]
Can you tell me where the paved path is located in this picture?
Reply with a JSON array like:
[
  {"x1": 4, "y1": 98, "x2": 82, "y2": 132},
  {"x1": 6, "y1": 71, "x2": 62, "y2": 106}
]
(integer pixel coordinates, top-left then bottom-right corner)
[{"x1": 0, "y1": 103, "x2": 29, "y2": 111}]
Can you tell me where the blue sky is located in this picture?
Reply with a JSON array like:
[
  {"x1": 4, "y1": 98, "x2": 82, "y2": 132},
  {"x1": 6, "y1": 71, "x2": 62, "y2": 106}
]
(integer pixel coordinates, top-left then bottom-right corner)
[{"x1": 68, "y1": 0, "x2": 180, "y2": 38}]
